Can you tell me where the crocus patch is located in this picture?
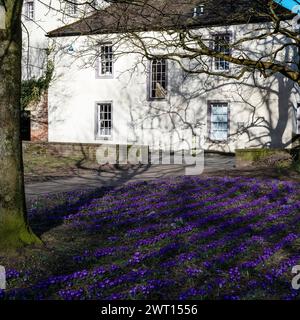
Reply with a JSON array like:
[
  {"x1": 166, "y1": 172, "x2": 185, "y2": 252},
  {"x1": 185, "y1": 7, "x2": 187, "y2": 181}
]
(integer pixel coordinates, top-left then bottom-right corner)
[{"x1": 1, "y1": 176, "x2": 300, "y2": 300}]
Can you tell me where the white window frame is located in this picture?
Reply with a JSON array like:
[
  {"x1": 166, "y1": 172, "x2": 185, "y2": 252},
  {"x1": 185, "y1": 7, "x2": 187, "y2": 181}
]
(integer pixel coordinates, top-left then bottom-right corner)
[
  {"x1": 212, "y1": 33, "x2": 231, "y2": 72},
  {"x1": 209, "y1": 102, "x2": 229, "y2": 141},
  {"x1": 95, "y1": 102, "x2": 113, "y2": 140},
  {"x1": 96, "y1": 44, "x2": 114, "y2": 78},
  {"x1": 89, "y1": 0, "x2": 98, "y2": 8},
  {"x1": 25, "y1": 0, "x2": 34, "y2": 20},
  {"x1": 148, "y1": 59, "x2": 168, "y2": 100},
  {"x1": 193, "y1": 5, "x2": 204, "y2": 17},
  {"x1": 65, "y1": 0, "x2": 78, "y2": 15}
]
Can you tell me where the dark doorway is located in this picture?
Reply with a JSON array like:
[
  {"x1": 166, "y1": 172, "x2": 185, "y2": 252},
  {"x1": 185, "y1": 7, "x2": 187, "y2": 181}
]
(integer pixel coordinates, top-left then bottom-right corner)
[{"x1": 21, "y1": 110, "x2": 31, "y2": 141}]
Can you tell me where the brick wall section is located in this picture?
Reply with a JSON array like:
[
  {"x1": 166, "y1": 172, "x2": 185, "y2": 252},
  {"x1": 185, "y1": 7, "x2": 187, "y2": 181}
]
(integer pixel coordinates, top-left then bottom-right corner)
[
  {"x1": 26, "y1": 91, "x2": 48, "y2": 142},
  {"x1": 22, "y1": 141, "x2": 150, "y2": 164}
]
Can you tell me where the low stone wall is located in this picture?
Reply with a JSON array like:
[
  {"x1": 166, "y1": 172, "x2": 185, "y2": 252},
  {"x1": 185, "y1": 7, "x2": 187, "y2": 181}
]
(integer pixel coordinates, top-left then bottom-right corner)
[
  {"x1": 235, "y1": 148, "x2": 293, "y2": 168},
  {"x1": 22, "y1": 141, "x2": 149, "y2": 164}
]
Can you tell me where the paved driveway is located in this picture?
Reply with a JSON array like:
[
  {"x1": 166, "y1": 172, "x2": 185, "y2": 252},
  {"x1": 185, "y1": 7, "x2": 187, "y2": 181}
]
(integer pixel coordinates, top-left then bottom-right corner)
[{"x1": 25, "y1": 153, "x2": 235, "y2": 198}]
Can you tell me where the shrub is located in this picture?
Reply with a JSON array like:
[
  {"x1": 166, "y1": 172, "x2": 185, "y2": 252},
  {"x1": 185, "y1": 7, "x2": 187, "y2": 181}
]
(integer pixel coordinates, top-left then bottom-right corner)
[
  {"x1": 255, "y1": 152, "x2": 293, "y2": 168},
  {"x1": 236, "y1": 148, "x2": 293, "y2": 168}
]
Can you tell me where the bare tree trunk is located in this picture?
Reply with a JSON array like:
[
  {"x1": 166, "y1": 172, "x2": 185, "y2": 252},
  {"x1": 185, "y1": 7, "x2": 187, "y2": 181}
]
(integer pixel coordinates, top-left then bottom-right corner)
[{"x1": 0, "y1": 0, "x2": 40, "y2": 250}]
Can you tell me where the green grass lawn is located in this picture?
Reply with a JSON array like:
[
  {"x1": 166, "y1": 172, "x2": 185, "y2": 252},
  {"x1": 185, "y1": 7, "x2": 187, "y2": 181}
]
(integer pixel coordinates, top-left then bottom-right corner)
[{"x1": 23, "y1": 152, "x2": 99, "y2": 182}]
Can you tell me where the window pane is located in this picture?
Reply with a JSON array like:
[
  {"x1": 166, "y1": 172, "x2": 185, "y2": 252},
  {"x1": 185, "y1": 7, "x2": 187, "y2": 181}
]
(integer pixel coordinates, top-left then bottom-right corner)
[
  {"x1": 212, "y1": 130, "x2": 227, "y2": 140},
  {"x1": 150, "y1": 59, "x2": 167, "y2": 99},
  {"x1": 212, "y1": 106, "x2": 227, "y2": 114},
  {"x1": 211, "y1": 114, "x2": 227, "y2": 122},
  {"x1": 25, "y1": 1, "x2": 34, "y2": 19},
  {"x1": 213, "y1": 34, "x2": 230, "y2": 71},
  {"x1": 210, "y1": 103, "x2": 229, "y2": 140},
  {"x1": 98, "y1": 103, "x2": 112, "y2": 137},
  {"x1": 99, "y1": 45, "x2": 113, "y2": 75},
  {"x1": 65, "y1": 0, "x2": 77, "y2": 15}
]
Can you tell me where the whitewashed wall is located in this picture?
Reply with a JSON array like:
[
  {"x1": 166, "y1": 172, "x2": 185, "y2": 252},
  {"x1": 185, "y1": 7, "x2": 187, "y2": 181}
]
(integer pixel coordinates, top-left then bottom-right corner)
[
  {"x1": 21, "y1": 0, "x2": 107, "y2": 79},
  {"x1": 0, "y1": 5, "x2": 5, "y2": 30},
  {"x1": 48, "y1": 21, "x2": 299, "y2": 152}
]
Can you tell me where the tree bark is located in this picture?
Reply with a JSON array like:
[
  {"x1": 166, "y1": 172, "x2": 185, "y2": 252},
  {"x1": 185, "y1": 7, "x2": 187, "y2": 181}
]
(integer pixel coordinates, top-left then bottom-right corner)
[{"x1": 0, "y1": 0, "x2": 40, "y2": 250}]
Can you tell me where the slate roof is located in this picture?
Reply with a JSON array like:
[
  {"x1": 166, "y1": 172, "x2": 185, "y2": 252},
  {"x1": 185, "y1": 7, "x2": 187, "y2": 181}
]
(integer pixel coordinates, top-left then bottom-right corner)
[{"x1": 47, "y1": 0, "x2": 293, "y2": 37}]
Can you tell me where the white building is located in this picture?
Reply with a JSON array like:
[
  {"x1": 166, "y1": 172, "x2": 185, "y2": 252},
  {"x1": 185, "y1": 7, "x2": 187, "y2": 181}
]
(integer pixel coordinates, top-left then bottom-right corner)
[
  {"x1": 21, "y1": 0, "x2": 104, "y2": 79},
  {"x1": 21, "y1": 0, "x2": 106, "y2": 140},
  {"x1": 46, "y1": 0, "x2": 300, "y2": 153}
]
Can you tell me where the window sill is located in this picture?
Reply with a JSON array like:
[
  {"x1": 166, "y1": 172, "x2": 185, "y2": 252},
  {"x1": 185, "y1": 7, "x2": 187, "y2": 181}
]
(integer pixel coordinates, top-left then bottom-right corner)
[
  {"x1": 212, "y1": 68, "x2": 231, "y2": 73},
  {"x1": 96, "y1": 75, "x2": 114, "y2": 79},
  {"x1": 95, "y1": 136, "x2": 113, "y2": 141},
  {"x1": 147, "y1": 97, "x2": 168, "y2": 102},
  {"x1": 207, "y1": 137, "x2": 229, "y2": 143}
]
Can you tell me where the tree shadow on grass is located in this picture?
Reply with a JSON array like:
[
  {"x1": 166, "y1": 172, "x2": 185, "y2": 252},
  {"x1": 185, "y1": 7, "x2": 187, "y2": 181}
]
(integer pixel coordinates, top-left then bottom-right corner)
[
  {"x1": 28, "y1": 186, "x2": 114, "y2": 238},
  {"x1": 28, "y1": 161, "x2": 155, "y2": 237}
]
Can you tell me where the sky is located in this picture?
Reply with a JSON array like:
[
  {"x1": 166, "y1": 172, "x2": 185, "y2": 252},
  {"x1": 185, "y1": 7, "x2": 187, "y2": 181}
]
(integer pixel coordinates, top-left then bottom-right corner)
[{"x1": 273, "y1": 0, "x2": 300, "y2": 11}]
